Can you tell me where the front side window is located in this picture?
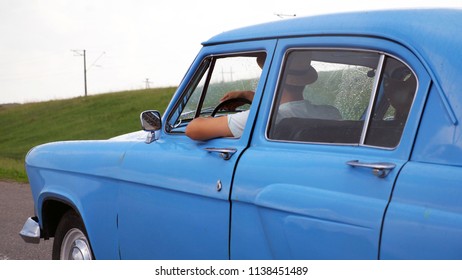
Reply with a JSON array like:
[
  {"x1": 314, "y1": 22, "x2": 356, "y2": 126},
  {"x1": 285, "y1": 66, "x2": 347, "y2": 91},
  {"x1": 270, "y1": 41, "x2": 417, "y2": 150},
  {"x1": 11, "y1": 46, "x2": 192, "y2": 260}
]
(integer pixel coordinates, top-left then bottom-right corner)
[
  {"x1": 167, "y1": 52, "x2": 266, "y2": 134},
  {"x1": 268, "y1": 49, "x2": 417, "y2": 148}
]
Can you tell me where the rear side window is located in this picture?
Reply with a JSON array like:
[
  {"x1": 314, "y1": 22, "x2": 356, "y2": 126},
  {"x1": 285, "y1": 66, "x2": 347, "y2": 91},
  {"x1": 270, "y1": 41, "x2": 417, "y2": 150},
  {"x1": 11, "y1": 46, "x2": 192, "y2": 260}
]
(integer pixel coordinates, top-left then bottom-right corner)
[{"x1": 267, "y1": 49, "x2": 417, "y2": 148}]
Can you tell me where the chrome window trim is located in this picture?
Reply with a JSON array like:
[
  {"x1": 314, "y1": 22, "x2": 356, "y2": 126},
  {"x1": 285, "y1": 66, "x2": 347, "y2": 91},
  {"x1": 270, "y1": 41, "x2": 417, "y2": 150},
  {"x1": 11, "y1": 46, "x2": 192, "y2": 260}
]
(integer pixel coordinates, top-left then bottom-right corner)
[
  {"x1": 359, "y1": 54, "x2": 385, "y2": 145},
  {"x1": 265, "y1": 47, "x2": 419, "y2": 150},
  {"x1": 165, "y1": 57, "x2": 212, "y2": 133}
]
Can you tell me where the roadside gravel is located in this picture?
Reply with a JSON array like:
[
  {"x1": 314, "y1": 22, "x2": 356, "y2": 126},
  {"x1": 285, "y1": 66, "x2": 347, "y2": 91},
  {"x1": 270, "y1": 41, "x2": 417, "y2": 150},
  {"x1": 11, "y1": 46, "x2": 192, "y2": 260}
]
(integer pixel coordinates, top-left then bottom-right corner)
[{"x1": 0, "y1": 181, "x2": 52, "y2": 260}]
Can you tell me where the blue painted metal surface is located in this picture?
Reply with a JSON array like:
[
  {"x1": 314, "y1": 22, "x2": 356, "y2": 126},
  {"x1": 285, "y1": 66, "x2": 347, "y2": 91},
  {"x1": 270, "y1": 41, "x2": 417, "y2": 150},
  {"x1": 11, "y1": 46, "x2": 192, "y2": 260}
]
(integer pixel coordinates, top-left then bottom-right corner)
[
  {"x1": 26, "y1": 140, "x2": 135, "y2": 259},
  {"x1": 380, "y1": 162, "x2": 462, "y2": 259},
  {"x1": 115, "y1": 135, "x2": 236, "y2": 259},
  {"x1": 23, "y1": 9, "x2": 462, "y2": 259}
]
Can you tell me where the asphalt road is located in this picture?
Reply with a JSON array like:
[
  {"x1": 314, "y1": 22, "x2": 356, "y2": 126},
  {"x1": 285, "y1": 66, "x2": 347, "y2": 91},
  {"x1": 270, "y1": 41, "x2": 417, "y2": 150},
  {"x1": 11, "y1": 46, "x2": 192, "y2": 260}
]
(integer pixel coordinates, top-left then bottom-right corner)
[{"x1": 0, "y1": 181, "x2": 52, "y2": 260}]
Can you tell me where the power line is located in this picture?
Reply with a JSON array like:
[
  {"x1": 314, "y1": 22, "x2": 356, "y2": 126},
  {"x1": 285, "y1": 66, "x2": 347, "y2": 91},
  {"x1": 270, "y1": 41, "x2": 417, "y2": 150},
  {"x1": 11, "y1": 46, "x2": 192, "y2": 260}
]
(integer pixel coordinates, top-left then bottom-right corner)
[{"x1": 88, "y1": 51, "x2": 106, "y2": 72}]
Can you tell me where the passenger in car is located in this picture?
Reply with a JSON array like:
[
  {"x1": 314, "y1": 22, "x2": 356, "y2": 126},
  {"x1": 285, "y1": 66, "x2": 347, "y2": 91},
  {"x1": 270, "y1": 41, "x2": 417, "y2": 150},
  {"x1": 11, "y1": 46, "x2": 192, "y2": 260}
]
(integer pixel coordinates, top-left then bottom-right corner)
[
  {"x1": 275, "y1": 84, "x2": 342, "y2": 124},
  {"x1": 274, "y1": 52, "x2": 341, "y2": 123},
  {"x1": 383, "y1": 67, "x2": 417, "y2": 122}
]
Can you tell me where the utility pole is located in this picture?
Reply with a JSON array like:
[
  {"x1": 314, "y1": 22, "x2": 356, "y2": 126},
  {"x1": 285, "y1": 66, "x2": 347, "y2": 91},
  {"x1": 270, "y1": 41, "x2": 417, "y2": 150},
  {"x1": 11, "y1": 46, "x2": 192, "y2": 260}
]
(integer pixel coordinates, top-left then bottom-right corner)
[
  {"x1": 83, "y1": 50, "x2": 87, "y2": 97},
  {"x1": 72, "y1": 50, "x2": 105, "y2": 97},
  {"x1": 221, "y1": 67, "x2": 234, "y2": 82},
  {"x1": 144, "y1": 78, "x2": 152, "y2": 89},
  {"x1": 72, "y1": 49, "x2": 88, "y2": 97}
]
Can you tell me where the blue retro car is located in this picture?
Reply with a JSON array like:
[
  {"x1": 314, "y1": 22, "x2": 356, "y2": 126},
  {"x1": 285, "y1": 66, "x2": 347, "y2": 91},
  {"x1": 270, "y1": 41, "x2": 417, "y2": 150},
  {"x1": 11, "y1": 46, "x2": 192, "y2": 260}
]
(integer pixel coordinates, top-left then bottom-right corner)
[{"x1": 20, "y1": 9, "x2": 462, "y2": 259}]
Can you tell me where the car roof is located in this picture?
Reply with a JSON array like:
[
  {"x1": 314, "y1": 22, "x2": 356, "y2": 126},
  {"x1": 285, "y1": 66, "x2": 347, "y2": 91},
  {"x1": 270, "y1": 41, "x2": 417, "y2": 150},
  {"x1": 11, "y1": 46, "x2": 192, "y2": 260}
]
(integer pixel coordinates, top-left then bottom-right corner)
[{"x1": 204, "y1": 9, "x2": 462, "y2": 124}]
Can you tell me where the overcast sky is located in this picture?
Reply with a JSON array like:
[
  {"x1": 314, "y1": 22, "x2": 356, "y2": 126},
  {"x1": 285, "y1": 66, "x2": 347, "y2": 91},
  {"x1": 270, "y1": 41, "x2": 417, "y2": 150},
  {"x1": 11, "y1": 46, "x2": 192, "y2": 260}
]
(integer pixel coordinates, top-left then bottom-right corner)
[{"x1": 1, "y1": 0, "x2": 461, "y2": 104}]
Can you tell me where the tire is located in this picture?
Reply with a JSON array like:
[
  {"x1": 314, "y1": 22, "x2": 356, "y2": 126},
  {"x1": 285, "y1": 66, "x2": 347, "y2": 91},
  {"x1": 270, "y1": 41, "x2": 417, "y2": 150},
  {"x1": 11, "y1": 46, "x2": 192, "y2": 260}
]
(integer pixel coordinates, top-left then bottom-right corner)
[{"x1": 52, "y1": 210, "x2": 94, "y2": 260}]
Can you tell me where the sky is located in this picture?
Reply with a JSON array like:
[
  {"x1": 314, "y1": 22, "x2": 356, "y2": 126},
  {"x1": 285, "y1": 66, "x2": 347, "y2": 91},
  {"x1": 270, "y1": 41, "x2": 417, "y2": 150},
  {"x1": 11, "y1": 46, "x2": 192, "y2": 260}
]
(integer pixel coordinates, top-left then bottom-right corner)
[{"x1": 1, "y1": 0, "x2": 461, "y2": 104}]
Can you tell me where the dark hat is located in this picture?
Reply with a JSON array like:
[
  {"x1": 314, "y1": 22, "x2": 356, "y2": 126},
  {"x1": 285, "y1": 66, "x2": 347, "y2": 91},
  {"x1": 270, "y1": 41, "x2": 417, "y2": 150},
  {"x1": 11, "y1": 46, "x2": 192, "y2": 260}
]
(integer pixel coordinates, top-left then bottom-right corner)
[{"x1": 285, "y1": 52, "x2": 318, "y2": 86}]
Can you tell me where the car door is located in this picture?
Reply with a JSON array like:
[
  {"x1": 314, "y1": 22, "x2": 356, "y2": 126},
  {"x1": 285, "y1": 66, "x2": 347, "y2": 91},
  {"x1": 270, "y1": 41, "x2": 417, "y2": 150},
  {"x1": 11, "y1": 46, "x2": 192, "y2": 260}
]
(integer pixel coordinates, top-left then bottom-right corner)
[
  {"x1": 230, "y1": 37, "x2": 431, "y2": 259},
  {"x1": 115, "y1": 40, "x2": 276, "y2": 259}
]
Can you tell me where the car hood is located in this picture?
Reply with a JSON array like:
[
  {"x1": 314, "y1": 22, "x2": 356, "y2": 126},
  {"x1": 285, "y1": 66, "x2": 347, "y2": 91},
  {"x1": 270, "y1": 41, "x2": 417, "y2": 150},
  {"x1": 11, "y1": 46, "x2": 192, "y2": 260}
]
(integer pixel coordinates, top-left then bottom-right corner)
[{"x1": 109, "y1": 130, "x2": 148, "y2": 141}]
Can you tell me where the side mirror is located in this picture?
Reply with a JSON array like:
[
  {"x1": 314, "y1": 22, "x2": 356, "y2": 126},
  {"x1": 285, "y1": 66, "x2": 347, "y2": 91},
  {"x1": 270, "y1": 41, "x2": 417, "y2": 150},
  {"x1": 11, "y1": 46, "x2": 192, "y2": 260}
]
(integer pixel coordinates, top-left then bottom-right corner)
[{"x1": 140, "y1": 110, "x2": 161, "y2": 143}]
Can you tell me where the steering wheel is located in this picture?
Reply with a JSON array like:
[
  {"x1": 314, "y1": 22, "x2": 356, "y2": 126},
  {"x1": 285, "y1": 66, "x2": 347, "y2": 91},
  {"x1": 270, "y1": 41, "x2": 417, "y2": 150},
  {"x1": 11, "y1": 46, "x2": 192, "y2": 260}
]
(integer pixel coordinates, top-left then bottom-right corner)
[{"x1": 211, "y1": 97, "x2": 252, "y2": 117}]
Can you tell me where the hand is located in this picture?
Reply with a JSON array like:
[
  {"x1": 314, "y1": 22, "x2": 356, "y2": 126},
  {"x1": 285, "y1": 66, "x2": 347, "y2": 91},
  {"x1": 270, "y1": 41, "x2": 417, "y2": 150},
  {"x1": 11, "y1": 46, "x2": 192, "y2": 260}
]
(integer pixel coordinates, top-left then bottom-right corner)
[
  {"x1": 219, "y1": 91, "x2": 255, "y2": 110},
  {"x1": 220, "y1": 90, "x2": 255, "y2": 103}
]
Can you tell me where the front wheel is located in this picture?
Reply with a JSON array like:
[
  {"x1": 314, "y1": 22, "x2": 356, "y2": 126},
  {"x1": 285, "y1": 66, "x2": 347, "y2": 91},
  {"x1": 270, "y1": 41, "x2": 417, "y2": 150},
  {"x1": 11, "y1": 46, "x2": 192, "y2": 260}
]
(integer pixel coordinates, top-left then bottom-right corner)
[{"x1": 52, "y1": 210, "x2": 94, "y2": 260}]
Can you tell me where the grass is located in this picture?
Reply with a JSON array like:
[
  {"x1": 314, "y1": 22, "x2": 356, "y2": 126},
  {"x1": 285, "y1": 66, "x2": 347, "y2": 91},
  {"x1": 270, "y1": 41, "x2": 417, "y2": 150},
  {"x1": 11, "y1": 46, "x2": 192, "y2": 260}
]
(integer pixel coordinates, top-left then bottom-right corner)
[
  {"x1": 0, "y1": 157, "x2": 27, "y2": 183},
  {"x1": 0, "y1": 87, "x2": 176, "y2": 182}
]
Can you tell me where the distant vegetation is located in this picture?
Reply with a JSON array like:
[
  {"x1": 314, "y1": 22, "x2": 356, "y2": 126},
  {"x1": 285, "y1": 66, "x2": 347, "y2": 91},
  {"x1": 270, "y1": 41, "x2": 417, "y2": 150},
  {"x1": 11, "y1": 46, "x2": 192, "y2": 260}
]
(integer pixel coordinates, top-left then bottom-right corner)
[{"x1": 0, "y1": 87, "x2": 176, "y2": 182}]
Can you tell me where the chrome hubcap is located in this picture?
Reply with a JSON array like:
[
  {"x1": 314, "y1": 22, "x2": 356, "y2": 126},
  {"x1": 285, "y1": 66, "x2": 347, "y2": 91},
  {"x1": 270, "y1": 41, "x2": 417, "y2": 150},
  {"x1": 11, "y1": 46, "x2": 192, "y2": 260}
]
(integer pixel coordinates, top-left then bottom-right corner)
[{"x1": 61, "y1": 228, "x2": 92, "y2": 260}]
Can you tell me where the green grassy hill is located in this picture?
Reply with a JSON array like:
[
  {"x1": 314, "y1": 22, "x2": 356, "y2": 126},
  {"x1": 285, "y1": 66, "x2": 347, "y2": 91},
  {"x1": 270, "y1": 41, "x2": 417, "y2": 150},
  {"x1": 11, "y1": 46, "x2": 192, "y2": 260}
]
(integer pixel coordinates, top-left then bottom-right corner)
[{"x1": 0, "y1": 87, "x2": 176, "y2": 182}]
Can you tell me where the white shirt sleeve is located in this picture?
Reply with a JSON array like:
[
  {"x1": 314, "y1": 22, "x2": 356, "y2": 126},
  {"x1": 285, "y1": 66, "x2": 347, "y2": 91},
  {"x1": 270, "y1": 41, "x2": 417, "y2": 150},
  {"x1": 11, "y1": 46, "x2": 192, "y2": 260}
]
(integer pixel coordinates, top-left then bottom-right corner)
[{"x1": 227, "y1": 110, "x2": 250, "y2": 138}]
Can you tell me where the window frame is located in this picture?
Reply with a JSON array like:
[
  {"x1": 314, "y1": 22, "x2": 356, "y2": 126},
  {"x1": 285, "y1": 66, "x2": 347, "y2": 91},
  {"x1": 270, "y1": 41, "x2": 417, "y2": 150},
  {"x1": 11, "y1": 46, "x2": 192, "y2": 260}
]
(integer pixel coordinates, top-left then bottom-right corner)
[
  {"x1": 265, "y1": 47, "x2": 419, "y2": 150},
  {"x1": 165, "y1": 51, "x2": 267, "y2": 135}
]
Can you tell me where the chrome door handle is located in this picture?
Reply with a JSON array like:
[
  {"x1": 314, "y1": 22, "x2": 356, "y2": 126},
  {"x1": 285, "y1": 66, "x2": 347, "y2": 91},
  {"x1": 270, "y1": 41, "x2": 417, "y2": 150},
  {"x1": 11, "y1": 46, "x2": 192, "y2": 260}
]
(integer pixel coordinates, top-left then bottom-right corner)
[
  {"x1": 346, "y1": 160, "x2": 396, "y2": 178},
  {"x1": 204, "y1": 147, "x2": 237, "y2": 160}
]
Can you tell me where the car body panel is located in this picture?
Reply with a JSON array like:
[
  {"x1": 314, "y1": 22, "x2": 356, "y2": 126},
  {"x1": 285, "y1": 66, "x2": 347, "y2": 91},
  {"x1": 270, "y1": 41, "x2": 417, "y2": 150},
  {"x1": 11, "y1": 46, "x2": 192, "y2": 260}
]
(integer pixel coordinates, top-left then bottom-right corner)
[
  {"x1": 116, "y1": 136, "x2": 234, "y2": 259},
  {"x1": 412, "y1": 85, "x2": 462, "y2": 166},
  {"x1": 25, "y1": 140, "x2": 135, "y2": 259},
  {"x1": 231, "y1": 148, "x2": 399, "y2": 259},
  {"x1": 381, "y1": 162, "x2": 462, "y2": 259}
]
